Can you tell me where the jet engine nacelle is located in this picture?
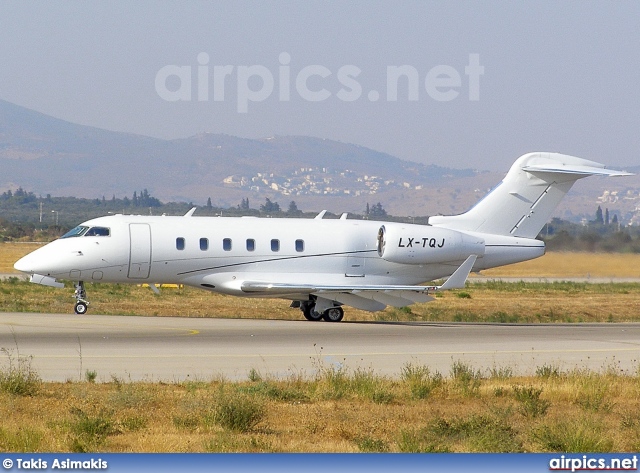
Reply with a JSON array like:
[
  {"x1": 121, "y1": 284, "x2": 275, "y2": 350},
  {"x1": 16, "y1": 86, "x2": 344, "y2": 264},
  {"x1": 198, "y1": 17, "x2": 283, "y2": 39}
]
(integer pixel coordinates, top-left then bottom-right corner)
[{"x1": 377, "y1": 224, "x2": 485, "y2": 265}]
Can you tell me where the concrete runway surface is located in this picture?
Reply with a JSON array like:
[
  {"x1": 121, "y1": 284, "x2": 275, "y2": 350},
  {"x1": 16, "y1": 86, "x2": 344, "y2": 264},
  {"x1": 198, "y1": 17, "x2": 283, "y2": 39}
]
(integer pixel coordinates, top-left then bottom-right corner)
[{"x1": 0, "y1": 312, "x2": 639, "y2": 382}]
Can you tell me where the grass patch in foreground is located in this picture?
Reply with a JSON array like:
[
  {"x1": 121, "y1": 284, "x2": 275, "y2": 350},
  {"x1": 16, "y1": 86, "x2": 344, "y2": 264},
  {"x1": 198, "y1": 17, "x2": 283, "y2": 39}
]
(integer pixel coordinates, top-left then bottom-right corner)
[
  {"x1": 0, "y1": 348, "x2": 41, "y2": 397},
  {"x1": 1, "y1": 360, "x2": 639, "y2": 452}
]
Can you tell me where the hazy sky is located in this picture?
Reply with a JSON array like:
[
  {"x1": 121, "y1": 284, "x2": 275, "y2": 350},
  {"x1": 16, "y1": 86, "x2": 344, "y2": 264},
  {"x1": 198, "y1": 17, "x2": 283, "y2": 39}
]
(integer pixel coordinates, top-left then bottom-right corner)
[{"x1": 1, "y1": 1, "x2": 639, "y2": 171}]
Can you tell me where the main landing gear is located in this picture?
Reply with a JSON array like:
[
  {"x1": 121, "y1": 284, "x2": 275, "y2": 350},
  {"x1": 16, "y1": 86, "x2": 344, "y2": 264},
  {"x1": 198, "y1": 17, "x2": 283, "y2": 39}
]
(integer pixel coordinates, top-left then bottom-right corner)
[
  {"x1": 299, "y1": 301, "x2": 344, "y2": 323},
  {"x1": 73, "y1": 281, "x2": 89, "y2": 315}
]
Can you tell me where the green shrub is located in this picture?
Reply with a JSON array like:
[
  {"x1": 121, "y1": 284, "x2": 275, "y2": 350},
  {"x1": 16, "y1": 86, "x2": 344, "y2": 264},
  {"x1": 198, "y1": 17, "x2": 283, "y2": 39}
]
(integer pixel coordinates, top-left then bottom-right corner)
[
  {"x1": 68, "y1": 408, "x2": 119, "y2": 452},
  {"x1": 512, "y1": 385, "x2": 550, "y2": 418},
  {"x1": 108, "y1": 382, "x2": 155, "y2": 409},
  {"x1": 120, "y1": 416, "x2": 148, "y2": 432},
  {"x1": 401, "y1": 362, "x2": 442, "y2": 399},
  {"x1": 429, "y1": 415, "x2": 522, "y2": 452},
  {"x1": 247, "y1": 368, "x2": 262, "y2": 382},
  {"x1": 350, "y1": 368, "x2": 394, "y2": 404},
  {"x1": 84, "y1": 370, "x2": 98, "y2": 383},
  {"x1": 238, "y1": 381, "x2": 309, "y2": 403},
  {"x1": 0, "y1": 427, "x2": 44, "y2": 452},
  {"x1": 397, "y1": 429, "x2": 450, "y2": 453},
  {"x1": 371, "y1": 389, "x2": 394, "y2": 405},
  {"x1": 533, "y1": 418, "x2": 613, "y2": 452},
  {"x1": 536, "y1": 364, "x2": 561, "y2": 379},
  {"x1": 203, "y1": 431, "x2": 273, "y2": 453},
  {"x1": 450, "y1": 360, "x2": 482, "y2": 397},
  {"x1": 315, "y1": 364, "x2": 349, "y2": 400},
  {"x1": 172, "y1": 413, "x2": 202, "y2": 430},
  {"x1": 356, "y1": 435, "x2": 389, "y2": 452},
  {"x1": 0, "y1": 348, "x2": 41, "y2": 396},
  {"x1": 493, "y1": 387, "x2": 507, "y2": 397},
  {"x1": 214, "y1": 393, "x2": 265, "y2": 433},
  {"x1": 571, "y1": 375, "x2": 614, "y2": 412},
  {"x1": 172, "y1": 396, "x2": 215, "y2": 431},
  {"x1": 489, "y1": 366, "x2": 514, "y2": 379},
  {"x1": 398, "y1": 414, "x2": 522, "y2": 453}
]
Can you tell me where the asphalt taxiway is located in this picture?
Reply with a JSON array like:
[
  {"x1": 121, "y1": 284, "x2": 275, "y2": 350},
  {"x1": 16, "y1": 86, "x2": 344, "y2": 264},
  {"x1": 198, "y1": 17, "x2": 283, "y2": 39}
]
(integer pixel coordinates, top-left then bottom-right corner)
[{"x1": 0, "y1": 313, "x2": 638, "y2": 382}]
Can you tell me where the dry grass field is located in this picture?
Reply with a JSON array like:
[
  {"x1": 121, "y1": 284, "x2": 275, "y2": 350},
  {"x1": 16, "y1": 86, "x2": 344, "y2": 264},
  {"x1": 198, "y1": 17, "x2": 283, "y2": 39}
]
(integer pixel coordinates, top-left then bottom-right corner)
[
  {"x1": 0, "y1": 358, "x2": 639, "y2": 453},
  {"x1": 478, "y1": 252, "x2": 640, "y2": 279},
  {"x1": 0, "y1": 243, "x2": 44, "y2": 274},
  {"x1": 2, "y1": 278, "x2": 639, "y2": 323}
]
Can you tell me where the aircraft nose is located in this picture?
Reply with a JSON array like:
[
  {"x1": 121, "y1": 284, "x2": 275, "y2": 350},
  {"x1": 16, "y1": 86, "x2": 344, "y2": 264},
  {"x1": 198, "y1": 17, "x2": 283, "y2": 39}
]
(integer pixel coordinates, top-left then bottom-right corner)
[{"x1": 14, "y1": 255, "x2": 33, "y2": 273}]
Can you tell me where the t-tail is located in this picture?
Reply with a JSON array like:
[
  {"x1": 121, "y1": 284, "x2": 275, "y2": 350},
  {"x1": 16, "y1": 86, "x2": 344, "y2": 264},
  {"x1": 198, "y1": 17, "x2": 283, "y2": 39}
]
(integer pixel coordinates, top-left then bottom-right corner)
[{"x1": 429, "y1": 152, "x2": 632, "y2": 238}]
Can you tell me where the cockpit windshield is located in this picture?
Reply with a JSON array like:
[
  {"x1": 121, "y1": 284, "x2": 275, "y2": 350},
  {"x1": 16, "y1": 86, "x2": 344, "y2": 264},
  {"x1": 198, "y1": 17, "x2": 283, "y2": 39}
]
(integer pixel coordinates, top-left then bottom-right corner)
[
  {"x1": 85, "y1": 227, "x2": 110, "y2": 237},
  {"x1": 61, "y1": 226, "x2": 89, "y2": 238},
  {"x1": 60, "y1": 226, "x2": 110, "y2": 238}
]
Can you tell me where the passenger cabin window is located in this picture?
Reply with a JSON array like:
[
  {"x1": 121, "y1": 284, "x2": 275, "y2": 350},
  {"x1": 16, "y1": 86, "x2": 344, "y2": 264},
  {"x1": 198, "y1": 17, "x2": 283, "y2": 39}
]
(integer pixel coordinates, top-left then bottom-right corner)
[
  {"x1": 246, "y1": 239, "x2": 255, "y2": 251},
  {"x1": 200, "y1": 238, "x2": 208, "y2": 251},
  {"x1": 271, "y1": 239, "x2": 280, "y2": 252},
  {"x1": 61, "y1": 226, "x2": 89, "y2": 238},
  {"x1": 176, "y1": 238, "x2": 185, "y2": 250},
  {"x1": 223, "y1": 238, "x2": 232, "y2": 251},
  {"x1": 85, "y1": 227, "x2": 110, "y2": 237},
  {"x1": 295, "y1": 239, "x2": 304, "y2": 252}
]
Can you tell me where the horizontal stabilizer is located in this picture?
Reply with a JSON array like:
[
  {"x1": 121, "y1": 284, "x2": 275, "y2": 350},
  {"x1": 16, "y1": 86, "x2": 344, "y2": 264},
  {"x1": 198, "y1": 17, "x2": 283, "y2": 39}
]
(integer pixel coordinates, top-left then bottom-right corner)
[{"x1": 521, "y1": 163, "x2": 632, "y2": 177}]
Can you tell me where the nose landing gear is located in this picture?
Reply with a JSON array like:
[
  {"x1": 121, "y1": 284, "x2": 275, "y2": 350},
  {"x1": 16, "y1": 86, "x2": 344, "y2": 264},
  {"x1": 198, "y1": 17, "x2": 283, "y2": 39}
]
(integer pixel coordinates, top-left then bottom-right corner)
[{"x1": 74, "y1": 281, "x2": 89, "y2": 315}]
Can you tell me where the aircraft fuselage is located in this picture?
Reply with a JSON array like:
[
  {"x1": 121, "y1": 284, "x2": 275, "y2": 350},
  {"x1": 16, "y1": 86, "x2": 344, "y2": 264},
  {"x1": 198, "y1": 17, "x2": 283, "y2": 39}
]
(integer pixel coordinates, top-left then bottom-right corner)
[{"x1": 15, "y1": 214, "x2": 542, "y2": 299}]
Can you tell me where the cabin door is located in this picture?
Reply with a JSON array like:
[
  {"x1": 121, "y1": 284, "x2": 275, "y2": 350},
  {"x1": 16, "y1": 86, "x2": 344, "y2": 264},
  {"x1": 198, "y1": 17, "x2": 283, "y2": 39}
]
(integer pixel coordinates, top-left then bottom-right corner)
[{"x1": 128, "y1": 223, "x2": 151, "y2": 279}]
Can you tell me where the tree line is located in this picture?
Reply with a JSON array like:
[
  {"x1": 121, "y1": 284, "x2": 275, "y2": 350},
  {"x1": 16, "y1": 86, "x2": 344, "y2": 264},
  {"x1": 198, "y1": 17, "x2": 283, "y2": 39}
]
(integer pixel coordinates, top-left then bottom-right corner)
[{"x1": 2, "y1": 190, "x2": 639, "y2": 252}]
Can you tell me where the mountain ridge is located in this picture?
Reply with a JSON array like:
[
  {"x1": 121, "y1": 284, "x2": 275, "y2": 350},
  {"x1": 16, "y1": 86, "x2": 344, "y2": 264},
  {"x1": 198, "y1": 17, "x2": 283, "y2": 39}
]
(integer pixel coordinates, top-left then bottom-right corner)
[
  {"x1": 1, "y1": 99, "x2": 637, "y2": 221},
  {"x1": 0, "y1": 99, "x2": 476, "y2": 211}
]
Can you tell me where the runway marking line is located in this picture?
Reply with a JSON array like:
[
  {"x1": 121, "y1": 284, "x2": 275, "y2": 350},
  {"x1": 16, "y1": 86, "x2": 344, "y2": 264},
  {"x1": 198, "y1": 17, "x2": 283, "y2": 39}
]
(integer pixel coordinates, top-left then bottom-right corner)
[{"x1": 30, "y1": 346, "x2": 640, "y2": 360}]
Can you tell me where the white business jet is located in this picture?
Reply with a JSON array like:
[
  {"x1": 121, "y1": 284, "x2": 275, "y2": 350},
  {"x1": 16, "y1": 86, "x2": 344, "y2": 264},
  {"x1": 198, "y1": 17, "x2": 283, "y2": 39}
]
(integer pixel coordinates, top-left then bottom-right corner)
[{"x1": 14, "y1": 153, "x2": 631, "y2": 321}]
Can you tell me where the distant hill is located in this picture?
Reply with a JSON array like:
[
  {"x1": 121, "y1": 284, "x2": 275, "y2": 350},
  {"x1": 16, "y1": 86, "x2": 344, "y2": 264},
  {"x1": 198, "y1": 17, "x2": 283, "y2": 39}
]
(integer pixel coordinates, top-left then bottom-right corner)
[
  {"x1": 1, "y1": 99, "x2": 638, "y2": 221},
  {"x1": 0, "y1": 99, "x2": 476, "y2": 212}
]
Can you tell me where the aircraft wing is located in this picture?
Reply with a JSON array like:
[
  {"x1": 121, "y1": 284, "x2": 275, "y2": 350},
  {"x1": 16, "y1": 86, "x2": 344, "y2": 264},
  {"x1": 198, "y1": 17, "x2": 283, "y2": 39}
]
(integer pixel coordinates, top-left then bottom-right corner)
[{"x1": 241, "y1": 255, "x2": 477, "y2": 312}]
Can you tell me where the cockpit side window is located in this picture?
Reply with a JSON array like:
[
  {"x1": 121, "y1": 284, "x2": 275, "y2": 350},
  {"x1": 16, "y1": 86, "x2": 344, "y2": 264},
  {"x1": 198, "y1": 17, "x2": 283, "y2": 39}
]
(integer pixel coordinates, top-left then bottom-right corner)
[
  {"x1": 61, "y1": 226, "x2": 89, "y2": 238},
  {"x1": 85, "y1": 227, "x2": 110, "y2": 237}
]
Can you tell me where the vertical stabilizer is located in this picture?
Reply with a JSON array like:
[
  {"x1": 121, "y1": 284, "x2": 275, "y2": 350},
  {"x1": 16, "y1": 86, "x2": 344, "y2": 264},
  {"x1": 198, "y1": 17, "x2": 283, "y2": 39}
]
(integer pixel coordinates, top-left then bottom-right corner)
[{"x1": 429, "y1": 152, "x2": 631, "y2": 238}]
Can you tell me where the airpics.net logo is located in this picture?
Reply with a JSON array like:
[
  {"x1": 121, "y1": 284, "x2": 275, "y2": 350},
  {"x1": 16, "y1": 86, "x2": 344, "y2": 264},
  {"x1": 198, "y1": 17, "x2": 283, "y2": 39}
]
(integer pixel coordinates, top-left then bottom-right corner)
[{"x1": 155, "y1": 52, "x2": 484, "y2": 112}]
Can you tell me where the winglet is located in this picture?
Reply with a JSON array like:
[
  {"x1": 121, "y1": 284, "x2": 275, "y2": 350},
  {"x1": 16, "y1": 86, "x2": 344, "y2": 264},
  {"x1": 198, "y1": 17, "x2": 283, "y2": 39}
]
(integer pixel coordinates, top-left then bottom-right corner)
[
  {"x1": 184, "y1": 207, "x2": 197, "y2": 217},
  {"x1": 314, "y1": 210, "x2": 327, "y2": 219},
  {"x1": 439, "y1": 255, "x2": 477, "y2": 291}
]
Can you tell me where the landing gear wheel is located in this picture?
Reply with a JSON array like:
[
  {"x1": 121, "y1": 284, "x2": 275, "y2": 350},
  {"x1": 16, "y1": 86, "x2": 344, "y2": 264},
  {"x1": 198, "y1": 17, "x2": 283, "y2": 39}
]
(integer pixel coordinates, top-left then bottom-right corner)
[
  {"x1": 323, "y1": 307, "x2": 344, "y2": 323},
  {"x1": 302, "y1": 303, "x2": 324, "y2": 321},
  {"x1": 74, "y1": 301, "x2": 88, "y2": 315},
  {"x1": 73, "y1": 281, "x2": 89, "y2": 315}
]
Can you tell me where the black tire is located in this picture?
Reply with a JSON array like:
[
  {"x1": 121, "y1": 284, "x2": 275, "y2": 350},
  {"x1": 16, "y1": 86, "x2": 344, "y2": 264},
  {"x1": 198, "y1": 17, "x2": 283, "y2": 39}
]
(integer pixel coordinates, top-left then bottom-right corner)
[
  {"x1": 323, "y1": 307, "x2": 344, "y2": 323},
  {"x1": 302, "y1": 304, "x2": 324, "y2": 321},
  {"x1": 74, "y1": 301, "x2": 88, "y2": 315}
]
